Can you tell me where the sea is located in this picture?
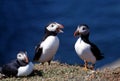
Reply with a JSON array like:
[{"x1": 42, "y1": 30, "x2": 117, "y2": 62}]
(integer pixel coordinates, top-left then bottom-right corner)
[{"x1": 0, "y1": 0, "x2": 120, "y2": 68}]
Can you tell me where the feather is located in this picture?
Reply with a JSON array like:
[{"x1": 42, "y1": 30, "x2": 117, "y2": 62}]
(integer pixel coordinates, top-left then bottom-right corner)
[
  {"x1": 33, "y1": 47, "x2": 42, "y2": 61},
  {"x1": 90, "y1": 43, "x2": 104, "y2": 60}
]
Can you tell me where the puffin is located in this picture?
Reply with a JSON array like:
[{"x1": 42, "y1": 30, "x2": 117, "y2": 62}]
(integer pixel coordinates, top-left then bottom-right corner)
[
  {"x1": 33, "y1": 22, "x2": 64, "y2": 65},
  {"x1": 0, "y1": 51, "x2": 34, "y2": 77},
  {"x1": 74, "y1": 24, "x2": 104, "y2": 70}
]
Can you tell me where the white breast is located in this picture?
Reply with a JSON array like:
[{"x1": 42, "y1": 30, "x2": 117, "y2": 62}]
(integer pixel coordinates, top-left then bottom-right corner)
[
  {"x1": 39, "y1": 36, "x2": 59, "y2": 62},
  {"x1": 74, "y1": 38, "x2": 96, "y2": 64},
  {"x1": 17, "y1": 62, "x2": 34, "y2": 76}
]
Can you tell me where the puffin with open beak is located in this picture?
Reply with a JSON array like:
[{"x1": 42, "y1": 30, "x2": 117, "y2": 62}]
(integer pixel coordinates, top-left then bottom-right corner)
[
  {"x1": 74, "y1": 24, "x2": 104, "y2": 70},
  {"x1": 33, "y1": 22, "x2": 64, "y2": 65}
]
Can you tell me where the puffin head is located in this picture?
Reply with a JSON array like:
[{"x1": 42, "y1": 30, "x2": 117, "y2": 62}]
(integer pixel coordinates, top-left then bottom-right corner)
[
  {"x1": 46, "y1": 22, "x2": 64, "y2": 33},
  {"x1": 74, "y1": 24, "x2": 90, "y2": 37},
  {"x1": 17, "y1": 51, "x2": 29, "y2": 64}
]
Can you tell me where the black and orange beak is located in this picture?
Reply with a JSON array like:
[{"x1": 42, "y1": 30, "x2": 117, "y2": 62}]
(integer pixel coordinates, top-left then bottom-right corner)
[{"x1": 56, "y1": 23, "x2": 64, "y2": 33}]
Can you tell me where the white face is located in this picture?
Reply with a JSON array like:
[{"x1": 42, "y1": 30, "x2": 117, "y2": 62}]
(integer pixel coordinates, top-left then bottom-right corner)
[
  {"x1": 78, "y1": 25, "x2": 89, "y2": 35},
  {"x1": 46, "y1": 22, "x2": 64, "y2": 33},
  {"x1": 17, "y1": 52, "x2": 28, "y2": 63},
  {"x1": 74, "y1": 25, "x2": 89, "y2": 37}
]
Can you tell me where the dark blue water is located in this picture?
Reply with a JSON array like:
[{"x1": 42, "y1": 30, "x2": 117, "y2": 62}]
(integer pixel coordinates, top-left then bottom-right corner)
[{"x1": 0, "y1": 0, "x2": 120, "y2": 68}]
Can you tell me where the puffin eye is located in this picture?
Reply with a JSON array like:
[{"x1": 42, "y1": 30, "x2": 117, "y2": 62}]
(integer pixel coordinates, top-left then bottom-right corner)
[
  {"x1": 51, "y1": 24, "x2": 54, "y2": 27},
  {"x1": 82, "y1": 27, "x2": 86, "y2": 30},
  {"x1": 19, "y1": 55, "x2": 21, "y2": 57}
]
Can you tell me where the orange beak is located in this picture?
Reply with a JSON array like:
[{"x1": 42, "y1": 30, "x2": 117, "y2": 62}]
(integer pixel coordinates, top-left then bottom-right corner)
[
  {"x1": 25, "y1": 56, "x2": 29, "y2": 63},
  {"x1": 74, "y1": 30, "x2": 80, "y2": 37},
  {"x1": 24, "y1": 52, "x2": 29, "y2": 63}
]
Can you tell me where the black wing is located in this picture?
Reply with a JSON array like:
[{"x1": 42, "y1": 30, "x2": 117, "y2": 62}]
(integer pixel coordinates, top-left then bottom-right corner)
[
  {"x1": 33, "y1": 44, "x2": 42, "y2": 61},
  {"x1": 90, "y1": 43, "x2": 104, "y2": 60}
]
